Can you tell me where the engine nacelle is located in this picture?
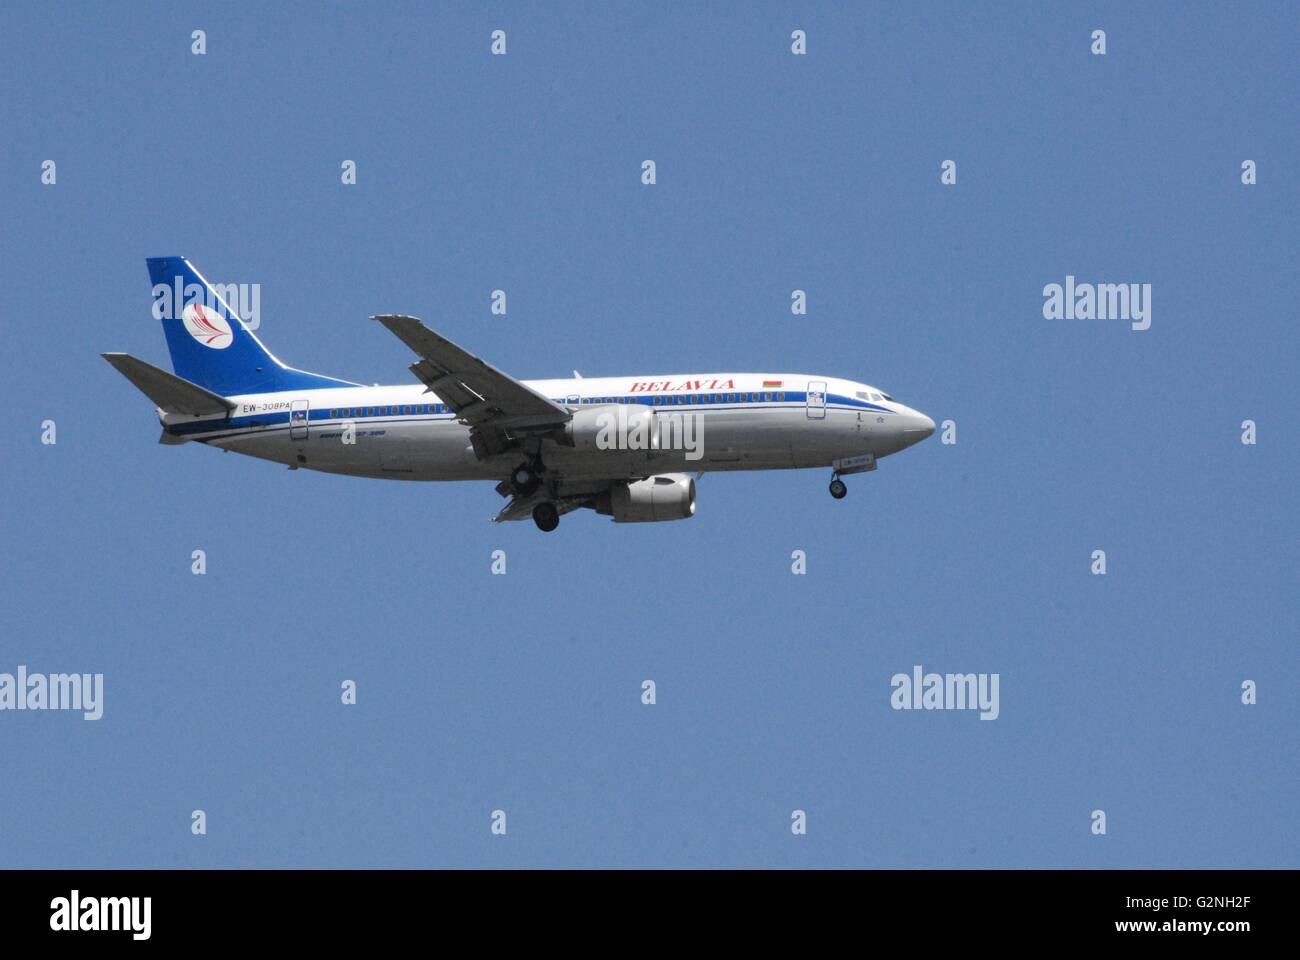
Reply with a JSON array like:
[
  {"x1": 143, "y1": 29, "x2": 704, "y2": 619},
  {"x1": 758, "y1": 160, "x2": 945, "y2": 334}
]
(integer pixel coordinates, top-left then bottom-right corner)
[
  {"x1": 560, "y1": 405, "x2": 659, "y2": 453},
  {"x1": 595, "y1": 473, "x2": 696, "y2": 523}
]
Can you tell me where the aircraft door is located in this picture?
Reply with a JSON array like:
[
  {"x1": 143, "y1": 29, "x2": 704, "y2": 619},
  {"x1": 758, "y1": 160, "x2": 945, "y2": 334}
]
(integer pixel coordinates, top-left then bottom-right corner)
[
  {"x1": 290, "y1": 399, "x2": 310, "y2": 440},
  {"x1": 806, "y1": 381, "x2": 827, "y2": 420}
]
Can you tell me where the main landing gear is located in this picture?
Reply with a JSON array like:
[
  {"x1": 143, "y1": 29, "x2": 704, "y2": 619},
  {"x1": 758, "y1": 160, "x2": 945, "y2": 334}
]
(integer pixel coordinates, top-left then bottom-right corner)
[
  {"x1": 511, "y1": 461, "x2": 542, "y2": 496},
  {"x1": 510, "y1": 457, "x2": 559, "y2": 531},
  {"x1": 829, "y1": 477, "x2": 848, "y2": 499},
  {"x1": 532, "y1": 502, "x2": 560, "y2": 532}
]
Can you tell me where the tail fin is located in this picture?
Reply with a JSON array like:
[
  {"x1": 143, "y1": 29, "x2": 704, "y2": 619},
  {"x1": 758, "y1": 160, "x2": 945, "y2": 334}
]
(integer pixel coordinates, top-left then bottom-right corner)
[{"x1": 147, "y1": 257, "x2": 355, "y2": 396}]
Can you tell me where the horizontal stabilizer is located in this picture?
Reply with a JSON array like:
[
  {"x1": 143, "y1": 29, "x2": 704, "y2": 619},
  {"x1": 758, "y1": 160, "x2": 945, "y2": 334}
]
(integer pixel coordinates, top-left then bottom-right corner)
[{"x1": 102, "y1": 353, "x2": 235, "y2": 417}]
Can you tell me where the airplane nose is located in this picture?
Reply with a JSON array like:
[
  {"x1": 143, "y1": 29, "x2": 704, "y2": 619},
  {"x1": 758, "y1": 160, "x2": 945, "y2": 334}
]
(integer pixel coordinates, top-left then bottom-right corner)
[{"x1": 902, "y1": 410, "x2": 935, "y2": 446}]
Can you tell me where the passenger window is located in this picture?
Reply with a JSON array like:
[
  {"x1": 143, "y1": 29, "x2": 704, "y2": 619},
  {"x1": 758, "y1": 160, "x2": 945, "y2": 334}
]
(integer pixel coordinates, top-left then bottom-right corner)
[{"x1": 776, "y1": 392, "x2": 784, "y2": 401}]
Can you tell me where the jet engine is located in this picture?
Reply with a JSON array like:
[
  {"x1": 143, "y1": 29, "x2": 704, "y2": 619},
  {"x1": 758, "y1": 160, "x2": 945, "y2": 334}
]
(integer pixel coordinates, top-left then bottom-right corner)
[
  {"x1": 594, "y1": 473, "x2": 696, "y2": 522},
  {"x1": 559, "y1": 405, "x2": 659, "y2": 453}
]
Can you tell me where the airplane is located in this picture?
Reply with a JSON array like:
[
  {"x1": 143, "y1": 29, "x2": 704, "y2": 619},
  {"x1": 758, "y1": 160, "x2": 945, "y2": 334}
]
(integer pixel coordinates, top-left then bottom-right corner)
[{"x1": 104, "y1": 257, "x2": 935, "y2": 532}]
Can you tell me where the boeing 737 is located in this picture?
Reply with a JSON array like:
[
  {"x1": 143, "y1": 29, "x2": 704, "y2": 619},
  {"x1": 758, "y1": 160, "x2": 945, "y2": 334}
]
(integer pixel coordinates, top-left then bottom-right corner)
[{"x1": 104, "y1": 257, "x2": 935, "y2": 531}]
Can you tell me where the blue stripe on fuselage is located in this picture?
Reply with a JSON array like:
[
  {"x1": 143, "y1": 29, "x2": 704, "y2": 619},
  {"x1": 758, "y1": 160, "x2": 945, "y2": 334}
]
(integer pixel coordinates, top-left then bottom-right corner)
[{"x1": 169, "y1": 391, "x2": 897, "y2": 442}]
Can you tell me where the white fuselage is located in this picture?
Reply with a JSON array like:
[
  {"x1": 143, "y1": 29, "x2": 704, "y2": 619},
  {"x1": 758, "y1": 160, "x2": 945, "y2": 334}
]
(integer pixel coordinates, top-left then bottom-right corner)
[{"x1": 163, "y1": 373, "x2": 935, "y2": 485}]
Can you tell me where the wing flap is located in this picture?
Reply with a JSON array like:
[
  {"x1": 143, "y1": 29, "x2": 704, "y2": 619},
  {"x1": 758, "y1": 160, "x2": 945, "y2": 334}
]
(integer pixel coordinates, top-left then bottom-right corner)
[{"x1": 491, "y1": 492, "x2": 585, "y2": 523}]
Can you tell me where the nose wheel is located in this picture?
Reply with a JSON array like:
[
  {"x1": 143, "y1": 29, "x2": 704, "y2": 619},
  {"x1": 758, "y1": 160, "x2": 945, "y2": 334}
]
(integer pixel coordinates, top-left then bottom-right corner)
[{"x1": 829, "y1": 478, "x2": 848, "y2": 499}]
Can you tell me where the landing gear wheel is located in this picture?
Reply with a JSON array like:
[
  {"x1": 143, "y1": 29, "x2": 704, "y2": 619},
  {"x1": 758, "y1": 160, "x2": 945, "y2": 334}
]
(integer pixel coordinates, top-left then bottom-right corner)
[
  {"x1": 511, "y1": 462, "x2": 541, "y2": 496},
  {"x1": 532, "y1": 502, "x2": 560, "y2": 532},
  {"x1": 829, "y1": 478, "x2": 848, "y2": 499}
]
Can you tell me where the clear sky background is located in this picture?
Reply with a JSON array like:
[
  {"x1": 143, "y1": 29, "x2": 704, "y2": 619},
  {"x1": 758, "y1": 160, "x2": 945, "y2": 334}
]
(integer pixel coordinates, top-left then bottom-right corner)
[{"x1": 1, "y1": 2, "x2": 1296, "y2": 868}]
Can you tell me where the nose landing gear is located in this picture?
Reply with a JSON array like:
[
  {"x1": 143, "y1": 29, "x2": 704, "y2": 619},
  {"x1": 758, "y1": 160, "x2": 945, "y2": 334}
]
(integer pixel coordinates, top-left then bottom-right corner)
[{"x1": 829, "y1": 477, "x2": 848, "y2": 499}]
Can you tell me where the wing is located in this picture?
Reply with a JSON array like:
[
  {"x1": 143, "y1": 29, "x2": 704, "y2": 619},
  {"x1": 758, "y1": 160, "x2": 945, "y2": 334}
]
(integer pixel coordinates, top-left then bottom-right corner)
[{"x1": 373, "y1": 315, "x2": 570, "y2": 459}]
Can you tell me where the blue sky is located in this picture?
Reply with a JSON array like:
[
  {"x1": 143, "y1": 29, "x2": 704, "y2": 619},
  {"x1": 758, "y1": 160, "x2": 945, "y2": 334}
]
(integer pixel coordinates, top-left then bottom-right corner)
[{"x1": 1, "y1": 2, "x2": 1296, "y2": 867}]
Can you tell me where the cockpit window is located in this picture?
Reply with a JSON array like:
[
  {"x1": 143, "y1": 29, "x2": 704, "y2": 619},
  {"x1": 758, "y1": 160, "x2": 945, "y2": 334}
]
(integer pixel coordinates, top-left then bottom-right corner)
[{"x1": 882, "y1": 394, "x2": 893, "y2": 401}]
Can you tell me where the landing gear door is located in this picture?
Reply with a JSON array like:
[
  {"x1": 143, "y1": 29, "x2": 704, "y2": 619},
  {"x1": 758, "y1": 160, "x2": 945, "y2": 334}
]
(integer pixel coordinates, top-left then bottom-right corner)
[
  {"x1": 290, "y1": 399, "x2": 310, "y2": 440},
  {"x1": 806, "y1": 380, "x2": 827, "y2": 420}
]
